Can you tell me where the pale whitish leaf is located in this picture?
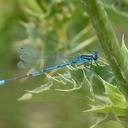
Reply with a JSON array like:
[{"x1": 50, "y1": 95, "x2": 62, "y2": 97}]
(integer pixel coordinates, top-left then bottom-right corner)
[
  {"x1": 94, "y1": 95, "x2": 112, "y2": 104},
  {"x1": 84, "y1": 99, "x2": 128, "y2": 116},
  {"x1": 46, "y1": 74, "x2": 67, "y2": 85},
  {"x1": 89, "y1": 114, "x2": 108, "y2": 128},
  {"x1": 84, "y1": 104, "x2": 111, "y2": 113},
  {"x1": 70, "y1": 25, "x2": 92, "y2": 44},
  {"x1": 19, "y1": 72, "x2": 75, "y2": 100},
  {"x1": 68, "y1": 35, "x2": 97, "y2": 54},
  {"x1": 25, "y1": 81, "x2": 53, "y2": 94},
  {"x1": 47, "y1": 72, "x2": 81, "y2": 92},
  {"x1": 84, "y1": 95, "x2": 112, "y2": 113},
  {"x1": 97, "y1": 120, "x2": 125, "y2": 128},
  {"x1": 18, "y1": 93, "x2": 32, "y2": 101},
  {"x1": 82, "y1": 67, "x2": 94, "y2": 97},
  {"x1": 85, "y1": 103, "x2": 128, "y2": 116},
  {"x1": 18, "y1": 81, "x2": 53, "y2": 101},
  {"x1": 121, "y1": 35, "x2": 128, "y2": 71},
  {"x1": 55, "y1": 79, "x2": 80, "y2": 92}
]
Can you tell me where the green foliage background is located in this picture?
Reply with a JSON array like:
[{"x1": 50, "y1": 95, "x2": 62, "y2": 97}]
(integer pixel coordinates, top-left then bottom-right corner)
[{"x1": 0, "y1": 0, "x2": 128, "y2": 128}]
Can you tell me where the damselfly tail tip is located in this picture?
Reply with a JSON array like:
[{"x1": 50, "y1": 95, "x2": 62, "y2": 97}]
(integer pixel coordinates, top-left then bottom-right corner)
[{"x1": 0, "y1": 80, "x2": 5, "y2": 86}]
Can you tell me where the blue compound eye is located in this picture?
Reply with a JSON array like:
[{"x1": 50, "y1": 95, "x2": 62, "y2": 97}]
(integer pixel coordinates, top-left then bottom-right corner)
[{"x1": 93, "y1": 52, "x2": 99, "y2": 61}]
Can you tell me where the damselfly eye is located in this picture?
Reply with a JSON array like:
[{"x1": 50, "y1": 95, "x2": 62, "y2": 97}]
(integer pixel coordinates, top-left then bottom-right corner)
[{"x1": 93, "y1": 52, "x2": 99, "y2": 60}]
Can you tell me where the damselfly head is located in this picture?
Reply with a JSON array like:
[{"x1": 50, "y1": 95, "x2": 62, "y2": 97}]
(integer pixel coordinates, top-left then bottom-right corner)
[
  {"x1": 75, "y1": 52, "x2": 99, "y2": 62},
  {"x1": 92, "y1": 51, "x2": 99, "y2": 61}
]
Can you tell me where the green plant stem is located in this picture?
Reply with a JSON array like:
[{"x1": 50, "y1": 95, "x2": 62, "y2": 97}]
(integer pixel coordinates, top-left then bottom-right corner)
[{"x1": 83, "y1": 0, "x2": 128, "y2": 96}]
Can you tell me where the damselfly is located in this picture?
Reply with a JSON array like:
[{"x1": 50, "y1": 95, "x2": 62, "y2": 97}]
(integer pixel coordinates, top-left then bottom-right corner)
[{"x1": 0, "y1": 52, "x2": 99, "y2": 86}]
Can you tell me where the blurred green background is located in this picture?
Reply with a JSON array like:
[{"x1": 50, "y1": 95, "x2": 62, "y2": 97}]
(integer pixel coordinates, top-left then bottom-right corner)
[{"x1": 0, "y1": 0, "x2": 128, "y2": 128}]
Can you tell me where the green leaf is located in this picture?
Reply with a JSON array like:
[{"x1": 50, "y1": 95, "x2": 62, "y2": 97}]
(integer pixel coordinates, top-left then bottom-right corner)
[
  {"x1": 18, "y1": 81, "x2": 53, "y2": 100},
  {"x1": 104, "y1": 3, "x2": 128, "y2": 29},
  {"x1": 85, "y1": 76, "x2": 128, "y2": 116},
  {"x1": 96, "y1": 120, "x2": 125, "y2": 128},
  {"x1": 19, "y1": 0, "x2": 43, "y2": 17},
  {"x1": 92, "y1": 63, "x2": 116, "y2": 84},
  {"x1": 99, "y1": 77, "x2": 128, "y2": 108}
]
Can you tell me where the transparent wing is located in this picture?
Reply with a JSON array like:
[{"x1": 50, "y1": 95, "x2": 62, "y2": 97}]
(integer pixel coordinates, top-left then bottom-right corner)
[
  {"x1": 17, "y1": 43, "x2": 44, "y2": 69},
  {"x1": 17, "y1": 43, "x2": 68, "y2": 71},
  {"x1": 17, "y1": 43, "x2": 92, "y2": 73}
]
